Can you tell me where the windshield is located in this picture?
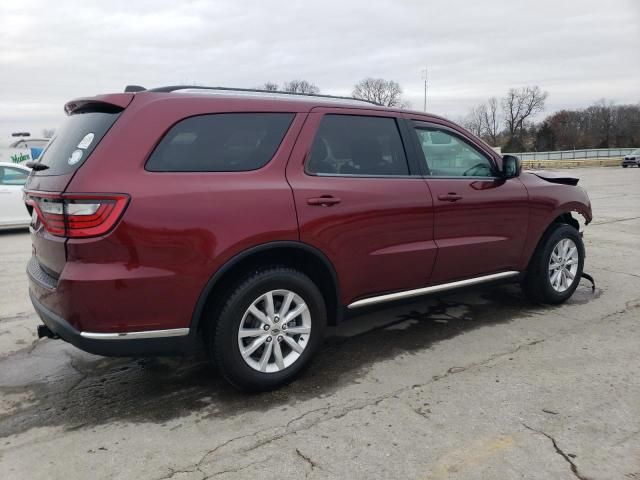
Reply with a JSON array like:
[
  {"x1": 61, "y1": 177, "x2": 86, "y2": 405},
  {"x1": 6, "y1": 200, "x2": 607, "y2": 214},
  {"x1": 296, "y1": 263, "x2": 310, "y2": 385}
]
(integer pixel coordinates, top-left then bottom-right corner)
[{"x1": 34, "y1": 110, "x2": 121, "y2": 175}]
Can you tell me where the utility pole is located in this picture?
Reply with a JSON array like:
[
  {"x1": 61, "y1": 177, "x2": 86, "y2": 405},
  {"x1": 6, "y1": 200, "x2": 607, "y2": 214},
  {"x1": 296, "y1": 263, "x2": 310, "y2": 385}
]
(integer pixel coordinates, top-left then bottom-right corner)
[{"x1": 421, "y1": 67, "x2": 428, "y2": 112}]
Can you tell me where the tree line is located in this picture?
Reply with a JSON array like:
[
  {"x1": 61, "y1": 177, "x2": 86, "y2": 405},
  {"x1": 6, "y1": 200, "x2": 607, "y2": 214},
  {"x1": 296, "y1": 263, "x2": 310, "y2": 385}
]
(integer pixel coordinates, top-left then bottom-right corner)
[
  {"x1": 464, "y1": 88, "x2": 640, "y2": 152},
  {"x1": 264, "y1": 79, "x2": 638, "y2": 152},
  {"x1": 534, "y1": 101, "x2": 640, "y2": 152}
]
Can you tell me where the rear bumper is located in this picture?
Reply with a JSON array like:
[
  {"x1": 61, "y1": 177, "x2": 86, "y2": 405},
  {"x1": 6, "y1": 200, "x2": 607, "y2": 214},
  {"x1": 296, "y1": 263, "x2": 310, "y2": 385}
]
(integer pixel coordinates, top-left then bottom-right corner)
[{"x1": 29, "y1": 289, "x2": 197, "y2": 357}]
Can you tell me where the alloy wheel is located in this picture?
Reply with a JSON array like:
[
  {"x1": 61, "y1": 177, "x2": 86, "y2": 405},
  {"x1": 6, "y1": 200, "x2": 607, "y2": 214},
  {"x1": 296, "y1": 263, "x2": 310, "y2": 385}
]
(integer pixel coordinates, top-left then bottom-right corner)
[
  {"x1": 548, "y1": 238, "x2": 579, "y2": 293},
  {"x1": 237, "y1": 289, "x2": 311, "y2": 373}
]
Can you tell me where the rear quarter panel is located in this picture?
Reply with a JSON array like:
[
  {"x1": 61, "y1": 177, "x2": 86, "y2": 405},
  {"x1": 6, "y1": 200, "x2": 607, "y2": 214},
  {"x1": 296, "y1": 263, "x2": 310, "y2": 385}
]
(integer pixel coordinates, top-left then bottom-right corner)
[{"x1": 60, "y1": 95, "x2": 307, "y2": 332}]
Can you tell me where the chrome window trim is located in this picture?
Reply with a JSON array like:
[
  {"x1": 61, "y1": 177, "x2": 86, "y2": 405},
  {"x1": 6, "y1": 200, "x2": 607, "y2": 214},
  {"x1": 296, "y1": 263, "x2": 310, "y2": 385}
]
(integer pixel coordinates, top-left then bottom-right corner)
[
  {"x1": 422, "y1": 175, "x2": 500, "y2": 180},
  {"x1": 307, "y1": 173, "x2": 421, "y2": 179}
]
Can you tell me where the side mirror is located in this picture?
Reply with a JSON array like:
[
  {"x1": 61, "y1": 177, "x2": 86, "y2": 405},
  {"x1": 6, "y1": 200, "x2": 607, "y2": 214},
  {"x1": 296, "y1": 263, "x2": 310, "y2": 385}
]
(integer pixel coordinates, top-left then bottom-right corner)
[{"x1": 502, "y1": 155, "x2": 521, "y2": 178}]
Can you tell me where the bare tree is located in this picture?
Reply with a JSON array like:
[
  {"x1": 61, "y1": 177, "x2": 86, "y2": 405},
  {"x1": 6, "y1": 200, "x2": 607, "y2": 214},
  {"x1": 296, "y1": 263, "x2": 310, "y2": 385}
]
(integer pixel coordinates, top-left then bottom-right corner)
[
  {"x1": 282, "y1": 80, "x2": 320, "y2": 94},
  {"x1": 352, "y1": 78, "x2": 404, "y2": 107},
  {"x1": 464, "y1": 98, "x2": 501, "y2": 145},
  {"x1": 480, "y1": 97, "x2": 501, "y2": 145},
  {"x1": 502, "y1": 86, "x2": 548, "y2": 138},
  {"x1": 588, "y1": 99, "x2": 616, "y2": 147},
  {"x1": 463, "y1": 105, "x2": 485, "y2": 137},
  {"x1": 259, "y1": 82, "x2": 279, "y2": 91}
]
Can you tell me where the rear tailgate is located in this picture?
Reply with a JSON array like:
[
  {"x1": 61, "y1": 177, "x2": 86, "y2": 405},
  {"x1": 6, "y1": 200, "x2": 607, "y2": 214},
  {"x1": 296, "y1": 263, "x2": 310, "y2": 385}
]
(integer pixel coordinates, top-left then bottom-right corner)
[{"x1": 24, "y1": 94, "x2": 133, "y2": 277}]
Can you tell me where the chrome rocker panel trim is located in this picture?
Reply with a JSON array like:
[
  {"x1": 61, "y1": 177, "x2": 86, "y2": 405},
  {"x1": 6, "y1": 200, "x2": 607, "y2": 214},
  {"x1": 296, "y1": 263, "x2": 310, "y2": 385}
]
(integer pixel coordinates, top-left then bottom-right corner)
[
  {"x1": 80, "y1": 328, "x2": 190, "y2": 340},
  {"x1": 347, "y1": 271, "x2": 520, "y2": 309}
]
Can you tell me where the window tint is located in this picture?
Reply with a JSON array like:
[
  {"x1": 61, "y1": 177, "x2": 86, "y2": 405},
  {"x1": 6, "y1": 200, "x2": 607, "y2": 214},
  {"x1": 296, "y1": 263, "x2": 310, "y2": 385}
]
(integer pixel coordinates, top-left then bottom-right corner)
[
  {"x1": 0, "y1": 167, "x2": 29, "y2": 186},
  {"x1": 146, "y1": 113, "x2": 294, "y2": 172},
  {"x1": 415, "y1": 127, "x2": 494, "y2": 177},
  {"x1": 307, "y1": 115, "x2": 409, "y2": 176},
  {"x1": 34, "y1": 110, "x2": 121, "y2": 176}
]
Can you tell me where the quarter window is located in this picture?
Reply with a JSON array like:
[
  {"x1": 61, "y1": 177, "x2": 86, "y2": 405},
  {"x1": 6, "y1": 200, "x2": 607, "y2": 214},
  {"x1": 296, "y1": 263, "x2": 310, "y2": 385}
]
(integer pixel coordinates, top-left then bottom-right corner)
[
  {"x1": 146, "y1": 113, "x2": 294, "y2": 172},
  {"x1": 306, "y1": 115, "x2": 409, "y2": 176},
  {"x1": 415, "y1": 127, "x2": 494, "y2": 177}
]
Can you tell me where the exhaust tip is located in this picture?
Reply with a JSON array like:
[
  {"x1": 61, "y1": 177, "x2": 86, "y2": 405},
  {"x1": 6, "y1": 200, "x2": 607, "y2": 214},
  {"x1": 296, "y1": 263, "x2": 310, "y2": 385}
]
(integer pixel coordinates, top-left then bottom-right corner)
[{"x1": 37, "y1": 324, "x2": 59, "y2": 340}]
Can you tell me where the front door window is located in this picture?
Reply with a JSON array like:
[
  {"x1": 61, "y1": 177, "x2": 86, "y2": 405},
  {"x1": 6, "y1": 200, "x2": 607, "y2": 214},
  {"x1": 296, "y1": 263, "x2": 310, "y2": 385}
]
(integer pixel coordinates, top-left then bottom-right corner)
[{"x1": 414, "y1": 127, "x2": 494, "y2": 177}]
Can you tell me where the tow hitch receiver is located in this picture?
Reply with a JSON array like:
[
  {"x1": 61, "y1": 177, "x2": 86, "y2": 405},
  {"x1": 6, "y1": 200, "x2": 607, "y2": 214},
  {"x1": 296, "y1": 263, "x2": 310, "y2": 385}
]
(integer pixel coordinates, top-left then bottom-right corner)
[{"x1": 37, "y1": 324, "x2": 59, "y2": 340}]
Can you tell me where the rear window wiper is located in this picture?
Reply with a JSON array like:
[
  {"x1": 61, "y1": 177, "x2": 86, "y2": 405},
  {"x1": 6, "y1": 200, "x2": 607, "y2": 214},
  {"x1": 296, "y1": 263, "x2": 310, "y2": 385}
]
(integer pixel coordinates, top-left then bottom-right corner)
[{"x1": 25, "y1": 161, "x2": 49, "y2": 171}]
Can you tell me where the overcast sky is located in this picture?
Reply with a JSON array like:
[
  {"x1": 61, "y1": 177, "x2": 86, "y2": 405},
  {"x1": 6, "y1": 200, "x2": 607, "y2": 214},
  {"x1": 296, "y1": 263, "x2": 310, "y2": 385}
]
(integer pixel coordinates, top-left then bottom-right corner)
[{"x1": 1, "y1": 0, "x2": 639, "y2": 138}]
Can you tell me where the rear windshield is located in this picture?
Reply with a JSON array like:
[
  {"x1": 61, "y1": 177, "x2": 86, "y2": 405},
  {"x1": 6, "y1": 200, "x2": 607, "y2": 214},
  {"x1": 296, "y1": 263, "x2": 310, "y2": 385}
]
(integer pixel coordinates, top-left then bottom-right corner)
[
  {"x1": 34, "y1": 109, "x2": 121, "y2": 175},
  {"x1": 145, "y1": 113, "x2": 294, "y2": 172}
]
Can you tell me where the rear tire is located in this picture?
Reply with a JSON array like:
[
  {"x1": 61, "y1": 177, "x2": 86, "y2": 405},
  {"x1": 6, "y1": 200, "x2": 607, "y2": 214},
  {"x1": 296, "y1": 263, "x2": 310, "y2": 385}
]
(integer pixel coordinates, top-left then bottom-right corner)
[
  {"x1": 206, "y1": 267, "x2": 326, "y2": 391},
  {"x1": 522, "y1": 224, "x2": 584, "y2": 304}
]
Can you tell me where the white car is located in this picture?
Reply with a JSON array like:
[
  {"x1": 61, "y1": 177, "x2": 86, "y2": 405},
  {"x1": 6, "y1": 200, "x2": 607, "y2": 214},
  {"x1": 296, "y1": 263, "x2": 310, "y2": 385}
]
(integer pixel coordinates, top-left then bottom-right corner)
[{"x1": 0, "y1": 162, "x2": 31, "y2": 230}]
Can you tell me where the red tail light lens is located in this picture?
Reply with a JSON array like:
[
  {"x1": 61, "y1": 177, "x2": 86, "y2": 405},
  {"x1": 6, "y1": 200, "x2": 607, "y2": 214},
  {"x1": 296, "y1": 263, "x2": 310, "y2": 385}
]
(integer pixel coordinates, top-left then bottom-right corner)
[{"x1": 26, "y1": 193, "x2": 129, "y2": 238}]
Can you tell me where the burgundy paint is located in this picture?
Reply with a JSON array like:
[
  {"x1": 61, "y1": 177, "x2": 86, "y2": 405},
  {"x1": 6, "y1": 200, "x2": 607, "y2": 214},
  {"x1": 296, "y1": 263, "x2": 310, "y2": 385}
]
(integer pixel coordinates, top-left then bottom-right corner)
[{"x1": 25, "y1": 91, "x2": 592, "y2": 334}]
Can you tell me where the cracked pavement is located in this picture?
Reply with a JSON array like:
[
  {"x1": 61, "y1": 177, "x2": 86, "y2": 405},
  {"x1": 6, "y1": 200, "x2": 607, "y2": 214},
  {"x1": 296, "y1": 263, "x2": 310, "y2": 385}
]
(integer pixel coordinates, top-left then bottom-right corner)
[{"x1": 1, "y1": 167, "x2": 639, "y2": 479}]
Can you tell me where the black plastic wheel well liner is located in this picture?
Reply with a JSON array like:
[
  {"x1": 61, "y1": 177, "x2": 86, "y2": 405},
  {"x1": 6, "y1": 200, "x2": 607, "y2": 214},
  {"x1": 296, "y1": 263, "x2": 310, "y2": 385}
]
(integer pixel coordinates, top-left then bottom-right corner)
[
  {"x1": 190, "y1": 241, "x2": 341, "y2": 332},
  {"x1": 554, "y1": 212, "x2": 580, "y2": 231}
]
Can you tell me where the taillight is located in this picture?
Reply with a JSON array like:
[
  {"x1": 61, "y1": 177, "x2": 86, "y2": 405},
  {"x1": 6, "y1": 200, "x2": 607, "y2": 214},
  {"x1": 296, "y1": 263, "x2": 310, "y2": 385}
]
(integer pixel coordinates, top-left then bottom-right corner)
[{"x1": 26, "y1": 192, "x2": 129, "y2": 238}]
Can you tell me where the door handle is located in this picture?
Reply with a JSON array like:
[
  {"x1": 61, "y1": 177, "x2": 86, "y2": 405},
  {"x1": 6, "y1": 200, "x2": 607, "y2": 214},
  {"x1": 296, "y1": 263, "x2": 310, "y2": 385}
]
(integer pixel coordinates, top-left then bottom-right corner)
[
  {"x1": 307, "y1": 196, "x2": 341, "y2": 206},
  {"x1": 437, "y1": 193, "x2": 463, "y2": 202}
]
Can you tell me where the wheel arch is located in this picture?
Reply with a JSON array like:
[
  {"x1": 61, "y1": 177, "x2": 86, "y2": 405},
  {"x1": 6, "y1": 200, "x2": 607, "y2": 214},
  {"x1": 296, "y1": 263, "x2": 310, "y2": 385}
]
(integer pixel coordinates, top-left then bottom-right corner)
[
  {"x1": 190, "y1": 241, "x2": 341, "y2": 333},
  {"x1": 522, "y1": 209, "x2": 585, "y2": 270}
]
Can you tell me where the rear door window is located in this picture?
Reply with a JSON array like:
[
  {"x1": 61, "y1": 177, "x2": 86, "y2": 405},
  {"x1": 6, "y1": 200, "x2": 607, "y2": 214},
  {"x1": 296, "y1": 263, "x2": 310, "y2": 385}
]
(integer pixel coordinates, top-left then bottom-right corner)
[
  {"x1": 146, "y1": 113, "x2": 294, "y2": 172},
  {"x1": 306, "y1": 115, "x2": 409, "y2": 176},
  {"x1": 34, "y1": 109, "x2": 121, "y2": 176}
]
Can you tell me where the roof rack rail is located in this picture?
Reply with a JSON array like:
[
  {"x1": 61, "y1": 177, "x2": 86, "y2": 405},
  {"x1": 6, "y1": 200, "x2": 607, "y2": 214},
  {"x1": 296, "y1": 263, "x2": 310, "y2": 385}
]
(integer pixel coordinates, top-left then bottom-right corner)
[{"x1": 125, "y1": 85, "x2": 382, "y2": 106}]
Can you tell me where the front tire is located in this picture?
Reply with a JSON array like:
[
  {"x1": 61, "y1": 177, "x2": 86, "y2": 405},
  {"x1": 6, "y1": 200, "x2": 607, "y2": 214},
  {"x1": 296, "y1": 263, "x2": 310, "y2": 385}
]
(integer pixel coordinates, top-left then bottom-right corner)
[
  {"x1": 207, "y1": 268, "x2": 326, "y2": 391},
  {"x1": 522, "y1": 224, "x2": 585, "y2": 304}
]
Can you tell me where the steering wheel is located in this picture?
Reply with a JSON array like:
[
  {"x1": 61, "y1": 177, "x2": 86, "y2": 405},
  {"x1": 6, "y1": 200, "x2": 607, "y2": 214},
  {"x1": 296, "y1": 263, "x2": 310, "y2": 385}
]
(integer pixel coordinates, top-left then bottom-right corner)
[{"x1": 463, "y1": 162, "x2": 491, "y2": 176}]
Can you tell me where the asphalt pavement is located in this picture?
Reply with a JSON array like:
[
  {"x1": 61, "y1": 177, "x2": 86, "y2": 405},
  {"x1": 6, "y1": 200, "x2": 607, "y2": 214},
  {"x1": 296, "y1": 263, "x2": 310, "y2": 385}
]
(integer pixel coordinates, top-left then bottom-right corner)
[{"x1": 0, "y1": 167, "x2": 639, "y2": 479}]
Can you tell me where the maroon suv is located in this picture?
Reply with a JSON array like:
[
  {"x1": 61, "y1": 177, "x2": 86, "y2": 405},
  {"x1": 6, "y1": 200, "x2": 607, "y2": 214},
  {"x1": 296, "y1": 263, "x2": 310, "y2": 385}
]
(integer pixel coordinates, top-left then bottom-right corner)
[{"x1": 25, "y1": 86, "x2": 592, "y2": 390}]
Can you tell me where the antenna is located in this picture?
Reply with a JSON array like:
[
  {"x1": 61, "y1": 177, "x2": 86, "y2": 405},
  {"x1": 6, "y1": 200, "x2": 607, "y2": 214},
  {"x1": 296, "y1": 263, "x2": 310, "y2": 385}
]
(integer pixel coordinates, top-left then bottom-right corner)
[{"x1": 421, "y1": 67, "x2": 428, "y2": 112}]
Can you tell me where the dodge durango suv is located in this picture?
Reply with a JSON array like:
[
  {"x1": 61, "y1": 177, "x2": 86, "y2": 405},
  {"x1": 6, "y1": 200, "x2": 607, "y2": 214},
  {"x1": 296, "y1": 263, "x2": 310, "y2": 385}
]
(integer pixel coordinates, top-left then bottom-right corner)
[{"x1": 25, "y1": 86, "x2": 593, "y2": 391}]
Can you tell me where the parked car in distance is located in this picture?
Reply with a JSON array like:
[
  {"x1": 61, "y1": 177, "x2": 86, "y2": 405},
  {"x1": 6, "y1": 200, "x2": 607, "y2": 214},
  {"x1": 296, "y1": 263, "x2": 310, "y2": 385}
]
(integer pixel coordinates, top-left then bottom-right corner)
[
  {"x1": 622, "y1": 149, "x2": 640, "y2": 167},
  {"x1": 25, "y1": 86, "x2": 593, "y2": 391},
  {"x1": 0, "y1": 137, "x2": 50, "y2": 165},
  {"x1": 0, "y1": 162, "x2": 31, "y2": 230}
]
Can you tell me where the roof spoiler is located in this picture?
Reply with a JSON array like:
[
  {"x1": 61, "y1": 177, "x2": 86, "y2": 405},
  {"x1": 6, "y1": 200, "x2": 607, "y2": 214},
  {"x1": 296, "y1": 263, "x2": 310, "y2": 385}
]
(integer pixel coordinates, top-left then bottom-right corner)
[{"x1": 64, "y1": 93, "x2": 134, "y2": 115}]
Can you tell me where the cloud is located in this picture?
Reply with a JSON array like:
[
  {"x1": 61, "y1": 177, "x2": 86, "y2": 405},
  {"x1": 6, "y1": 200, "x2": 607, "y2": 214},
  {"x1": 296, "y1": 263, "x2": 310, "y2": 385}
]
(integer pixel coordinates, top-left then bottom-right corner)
[{"x1": 0, "y1": 0, "x2": 638, "y2": 136}]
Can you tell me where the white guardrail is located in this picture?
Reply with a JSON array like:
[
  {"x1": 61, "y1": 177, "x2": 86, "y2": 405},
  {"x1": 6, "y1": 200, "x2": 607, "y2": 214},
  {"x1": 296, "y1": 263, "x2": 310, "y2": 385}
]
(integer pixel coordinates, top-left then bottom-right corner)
[{"x1": 513, "y1": 148, "x2": 637, "y2": 161}]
